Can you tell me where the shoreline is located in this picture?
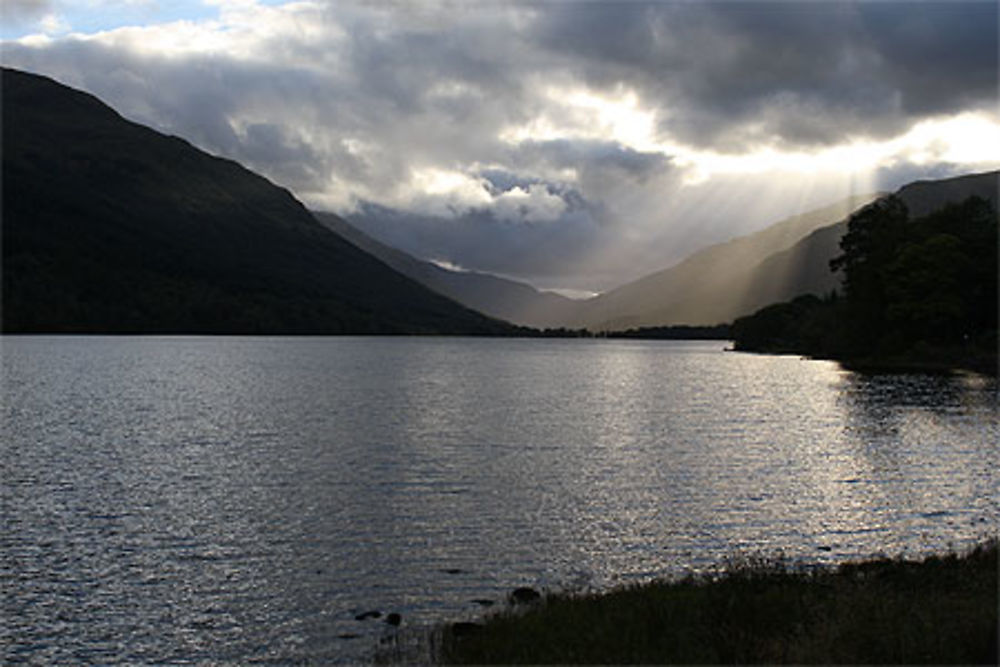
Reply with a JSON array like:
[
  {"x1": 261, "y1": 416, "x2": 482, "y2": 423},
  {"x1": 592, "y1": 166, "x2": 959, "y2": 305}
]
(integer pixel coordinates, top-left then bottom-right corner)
[
  {"x1": 401, "y1": 539, "x2": 998, "y2": 665},
  {"x1": 733, "y1": 344, "x2": 999, "y2": 378}
]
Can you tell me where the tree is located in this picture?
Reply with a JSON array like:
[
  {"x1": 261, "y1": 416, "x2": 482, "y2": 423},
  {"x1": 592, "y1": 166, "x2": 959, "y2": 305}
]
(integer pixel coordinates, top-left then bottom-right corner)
[
  {"x1": 909, "y1": 196, "x2": 998, "y2": 339},
  {"x1": 829, "y1": 195, "x2": 909, "y2": 354},
  {"x1": 884, "y1": 233, "x2": 968, "y2": 345},
  {"x1": 830, "y1": 194, "x2": 997, "y2": 357}
]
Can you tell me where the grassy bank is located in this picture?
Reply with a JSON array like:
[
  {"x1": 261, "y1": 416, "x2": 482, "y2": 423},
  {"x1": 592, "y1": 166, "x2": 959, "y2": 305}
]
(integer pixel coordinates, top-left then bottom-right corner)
[{"x1": 435, "y1": 540, "x2": 997, "y2": 664}]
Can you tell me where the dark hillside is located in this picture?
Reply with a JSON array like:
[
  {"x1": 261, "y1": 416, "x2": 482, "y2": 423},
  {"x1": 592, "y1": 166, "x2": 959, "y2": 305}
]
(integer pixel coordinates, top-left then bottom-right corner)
[
  {"x1": 740, "y1": 170, "x2": 1000, "y2": 320},
  {"x1": 315, "y1": 212, "x2": 579, "y2": 328},
  {"x1": 1, "y1": 68, "x2": 513, "y2": 334},
  {"x1": 733, "y1": 192, "x2": 998, "y2": 374},
  {"x1": 564, "y1": 193, "x2": 880, "y2": 331}
]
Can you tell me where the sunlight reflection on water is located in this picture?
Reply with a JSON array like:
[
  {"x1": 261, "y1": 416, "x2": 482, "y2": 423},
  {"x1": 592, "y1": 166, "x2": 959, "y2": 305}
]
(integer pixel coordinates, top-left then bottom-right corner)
[{"x1": 2, "y1": 336, "x2": 997, "y2": 662}]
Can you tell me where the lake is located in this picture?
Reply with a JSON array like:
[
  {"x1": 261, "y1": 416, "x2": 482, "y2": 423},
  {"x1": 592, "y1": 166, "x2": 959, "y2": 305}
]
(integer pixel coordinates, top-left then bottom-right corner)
[{"x1": 2, "y1": 336, "x2": 997, "y2": 663}]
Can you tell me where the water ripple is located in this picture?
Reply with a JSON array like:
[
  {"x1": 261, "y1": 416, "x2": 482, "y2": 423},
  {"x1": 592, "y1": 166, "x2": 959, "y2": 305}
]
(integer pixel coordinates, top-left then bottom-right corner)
[{"x1": 3, "y1": 336, "x2": 997, "y2": 663}]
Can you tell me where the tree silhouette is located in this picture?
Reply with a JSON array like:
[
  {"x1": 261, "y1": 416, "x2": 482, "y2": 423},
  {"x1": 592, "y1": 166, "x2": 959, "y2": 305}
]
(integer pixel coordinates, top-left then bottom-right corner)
[
  {"x1": 829, "y1": 195, "x2": 908, "y2": 355},
  {"x1": 830, "y1": 194, "x2": 997, "y2": 356},
  {"x1": 735, "y1": 194, "x2": 997, "y2": 372}
]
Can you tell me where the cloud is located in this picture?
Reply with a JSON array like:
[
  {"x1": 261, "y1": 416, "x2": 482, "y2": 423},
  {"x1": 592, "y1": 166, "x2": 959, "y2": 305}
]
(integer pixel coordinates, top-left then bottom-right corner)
[
  {"x1": 491, "y1": 184, "x2": 567, "y2": 224},
  {"x1": 3, "y1": 0, "x2": 51, "y2": 20},
  {"x1": 348, "y1": 199, "x2": 618, "y2": 291},
  {"x1": 345, "y1": 161, "x2": 879, "y2": 293},
  {"x1": 2, "y1": 0, "x2": 62, "y2": 35},
  {"x1": 528, "y1": 1, "x2": 997, "y2": 151},
  {"x1": 2, "y1": 0, "x2": 997, "y2": 291}
]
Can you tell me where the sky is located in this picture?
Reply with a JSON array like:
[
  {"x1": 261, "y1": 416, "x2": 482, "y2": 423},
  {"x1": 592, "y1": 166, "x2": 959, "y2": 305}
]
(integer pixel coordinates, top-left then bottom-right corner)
[{"x1": 2, "y1": 0, "x2": 998, "y2": 295}]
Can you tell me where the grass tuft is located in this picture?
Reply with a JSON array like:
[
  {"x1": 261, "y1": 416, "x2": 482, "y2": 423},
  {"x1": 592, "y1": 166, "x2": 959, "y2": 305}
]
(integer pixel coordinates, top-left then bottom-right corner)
[{"x1": 434, "y1": 539, "x2": 997, "y2": 664}]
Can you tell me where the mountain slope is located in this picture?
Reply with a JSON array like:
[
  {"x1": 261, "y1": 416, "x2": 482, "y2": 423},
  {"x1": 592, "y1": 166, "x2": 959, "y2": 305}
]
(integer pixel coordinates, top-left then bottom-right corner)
[
  {"x1": 895, "y1": 171, "x2": 1000, "y2": 218},
  {"x1": 564, "y1": 194, "x2": 881, "y2": 330},
  {"x1": 740, "y1": 170, "x2": 1000, "y2": 315},
  {"x1": 314, "y1": 212, "x2": 579, "y2": 328},
  {"x1": 1, "y1": 68, "x2": 513, "y2": 334}
]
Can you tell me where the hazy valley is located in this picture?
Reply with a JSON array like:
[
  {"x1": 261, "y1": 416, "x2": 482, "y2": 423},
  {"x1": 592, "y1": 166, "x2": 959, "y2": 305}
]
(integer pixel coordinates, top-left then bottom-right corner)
[
  {"x1": 3, "y1": 3, "x2": 998, "y2": 661},
  {"x1": 4, "y1": 66, "x2": 997, "y2": 341}
]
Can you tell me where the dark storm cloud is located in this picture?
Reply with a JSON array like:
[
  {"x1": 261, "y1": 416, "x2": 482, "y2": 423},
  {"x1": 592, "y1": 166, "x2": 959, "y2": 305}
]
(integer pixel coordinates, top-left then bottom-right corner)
[
  {"x1": 479, "y1": 169, "x2": 540, "y2": 195},
  {"x1": 2, "y1": 1, "x2": 996, "y2": 290},
  {"x1": 529, "y1": 1, "x2": 998, "y2": 149},
  {"x1": 5, "y1": 2, "x2": 993, "y2": 172},
  {"x1": 856, "y1": 3, "x2": 998, "y2": 115},
  {"x1": 515, "y1": 139, "x2": 670, "y2": 181}
]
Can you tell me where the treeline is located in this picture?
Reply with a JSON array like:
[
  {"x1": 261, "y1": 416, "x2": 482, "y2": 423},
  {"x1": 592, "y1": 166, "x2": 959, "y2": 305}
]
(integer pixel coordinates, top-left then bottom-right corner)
[
  {"x1": 529, "y1": 324, "x2": 732, "y2": 339},
  {"x1": 732, "y1": 195, "x2": 998, "y2": 373},
  {"x1": 607, "y1": 323, "x2": 732, "y2": 340}
]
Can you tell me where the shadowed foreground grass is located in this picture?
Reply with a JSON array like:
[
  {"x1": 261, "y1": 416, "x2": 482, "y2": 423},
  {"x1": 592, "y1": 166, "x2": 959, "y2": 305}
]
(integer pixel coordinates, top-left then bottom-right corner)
[{"x1": 436, "y1": 540, "x2": 997, "y2": 664}]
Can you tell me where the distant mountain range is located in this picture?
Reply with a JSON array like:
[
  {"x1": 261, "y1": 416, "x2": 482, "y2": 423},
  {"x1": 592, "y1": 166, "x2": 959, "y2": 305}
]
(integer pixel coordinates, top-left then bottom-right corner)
[
  {"x1": 732, "y1": 171, "x2": 999, "y2": 332},
  {"x1": 1, "y1": 68, "x2": 513, "y2": 335},
  {"x1": 4, "y1": 67, "x2": 994, "y2": 336},
  {"x1": 316, "y1": 195, "x2": 887, "y2": 331},
  {"x1": 560, "y1": 194, "x2": 882, "y2": 330},
  {"x1": 346, "y1": 172, "x2": 994, "y2": 332},
  {"x1": 554, "y1": 171, "x2": 997, "y2": 331},
  {"x1": 314, "y1": 212, "x2": 579, "y2": 328}
]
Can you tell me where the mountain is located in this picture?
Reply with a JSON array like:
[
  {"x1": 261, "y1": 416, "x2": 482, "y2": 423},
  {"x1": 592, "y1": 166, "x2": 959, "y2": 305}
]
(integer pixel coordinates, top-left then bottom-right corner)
[
  {"x1": 895, "y1": 171, "x2": 1000, "y2": 218},
  {"x1": 562, "y1": 193, "x2": 881, "y2": 331},
  {"x1": 556, "y1": 170, "x2": 998, "y2": 332},
  {"x1": 732, "y1": 183, "x2": 998, "y2": 374},
  {"x1": 739, "y1": 170, "x2": 1000, "y2": 317},
  {"x1": 1, "y1": 68, "x2": 514, "y2": 335},
  {"x1": 314, "y1": 212, "x2": 579, "y2": 328}
]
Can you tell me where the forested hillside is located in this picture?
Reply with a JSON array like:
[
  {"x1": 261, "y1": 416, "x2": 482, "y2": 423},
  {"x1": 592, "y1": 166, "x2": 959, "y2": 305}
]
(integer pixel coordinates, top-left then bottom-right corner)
[{"x1": 733, "y1": 195, "x2": 998, "y2": 373}]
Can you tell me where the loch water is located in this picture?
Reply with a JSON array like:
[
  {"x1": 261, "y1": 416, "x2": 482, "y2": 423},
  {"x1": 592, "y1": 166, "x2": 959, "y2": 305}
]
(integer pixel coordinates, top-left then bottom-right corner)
[{"x1": 2, "y1": 336, "x2": 997, "y2": 663}]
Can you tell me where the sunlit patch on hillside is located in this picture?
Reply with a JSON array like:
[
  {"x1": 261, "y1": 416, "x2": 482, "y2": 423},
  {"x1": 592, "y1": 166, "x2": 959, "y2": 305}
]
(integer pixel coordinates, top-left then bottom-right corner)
[
  {"x1": 428, "y1": 258, "x2": 468, "y2": 273},
  {"x1": 543, "y1": 287, "x2": 601, "y2": 300}
]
